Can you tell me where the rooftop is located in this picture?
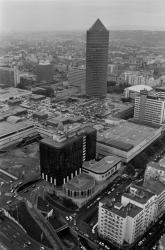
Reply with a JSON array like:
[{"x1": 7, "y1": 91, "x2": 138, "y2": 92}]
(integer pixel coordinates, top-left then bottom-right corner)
[
  {"x1": 83, "y1": 155, "x2": 121, "y2": 174},
  {"x1": 123, "y1": 183, "x2": 155, "y2": 205},
  {"x1": 143, "y1": 179, "x2": 165, "y2": 195},
  {"x1": 0, "y1": 120, "x2": 34, "y2": 138},
  {"x1": 89, "y1": 18, "x2": 107, "y2": 31},
  {"x1": 97, "y1": 121, "x2": 159, "y2": 151},
  {"x1": 41, "y1": 126, "x2": 95, "y2": 148},
  {"x1": 126, "y1": 84, "x2": 152, "y2": 92},
  {"x1": 102, "y1": 199, "x2": 142, "y2": 218},
  {"x1": 63, "y1": 172, "x2": 95, "y2": 191},
  {"x1": 0, "y1": 87, "x2": 31, "y2": 101}
]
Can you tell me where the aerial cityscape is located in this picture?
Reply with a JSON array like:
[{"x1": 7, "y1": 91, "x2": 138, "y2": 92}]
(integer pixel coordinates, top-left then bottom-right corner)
[{"x1": 0, "y1": 0, "x2": 165, "y2": 249}]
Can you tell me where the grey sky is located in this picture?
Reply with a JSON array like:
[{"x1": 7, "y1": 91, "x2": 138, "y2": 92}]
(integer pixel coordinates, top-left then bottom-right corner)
[{"x1": 1, "y1": 0, "x2": 165, "y2": 33}]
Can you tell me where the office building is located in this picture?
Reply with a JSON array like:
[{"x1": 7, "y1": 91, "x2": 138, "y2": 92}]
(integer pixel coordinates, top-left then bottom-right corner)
[
  {"x1": 134, "y1": 90, "x2": 165, "y2": 126},
  {"x1": 0, "y1": 66, "x2": 20, "y2": 87},
  {"x1": 68, "y1": 67, "x2": 86, "y2": 94},
  {"x1": 86, "y1": 19, "x2": 109, "y2": 96},
  {"x1": 98, "y1": 184, "x2": 157, "y2": 245},
  {"x1": 36, "y1": 61, "x2": 53, "y2": 82},
  {"x1": 40, "y1": 127, "x2": 96, "y2": 186}
]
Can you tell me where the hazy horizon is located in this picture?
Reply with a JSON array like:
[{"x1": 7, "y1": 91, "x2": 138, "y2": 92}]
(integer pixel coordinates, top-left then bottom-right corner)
[{"x1": 1, "y1": 0, "x2": 165, "y2": 34}]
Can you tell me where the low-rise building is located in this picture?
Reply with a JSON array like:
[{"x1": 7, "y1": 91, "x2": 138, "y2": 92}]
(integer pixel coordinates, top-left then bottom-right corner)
[
  {"x1": 82, "y1": 155, "x2": 121, "y2": 182},
  {"x1": 97, "y1": 121, "x2": 161, "y2": 162}
]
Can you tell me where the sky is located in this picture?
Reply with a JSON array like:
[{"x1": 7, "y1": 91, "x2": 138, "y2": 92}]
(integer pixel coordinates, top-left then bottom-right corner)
[{"x1": 0, "y1": 0, "x2": 165, "y2": 33}]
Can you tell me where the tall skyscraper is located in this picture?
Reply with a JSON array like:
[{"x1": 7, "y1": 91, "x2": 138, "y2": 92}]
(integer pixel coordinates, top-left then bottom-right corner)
[
  {"x1": 40, "y1": 127, "x2": 96, "y2": 186},
  {"x1": 86, "y1": 18, "x2": 109, "y2": 96}
]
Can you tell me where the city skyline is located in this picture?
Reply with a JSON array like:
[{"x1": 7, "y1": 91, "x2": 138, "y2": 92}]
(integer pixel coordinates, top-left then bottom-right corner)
[{"x1": 1, "y1": 0, "x2": 165, "y2": 34}]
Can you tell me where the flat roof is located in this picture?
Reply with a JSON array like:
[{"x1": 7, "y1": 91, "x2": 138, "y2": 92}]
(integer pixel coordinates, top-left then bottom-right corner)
[
  {"x1": 97, "y1": 121, "x2": 159, "y2": 151},
  {"x1": 63, "y1": 172, "x2": 95, "y2": 191},
  {"x1": 83, "y1": 155, "x2": 121, "y2": 174},
  {"x1": 143, "y1": 179, "x2": 165, "y2": 195},
  {"x1": 102, "y1": 199, "x2": 142, "y2": 218},
  {"x1": 0, "y1": 88, "x2": 31, "y2": 101},
  {"x1": 123, "y1": 183, "x2": 155, "y2": 205},
  {"x1": 0, "y1": 120, "x2": 34, "y2": 138},
  {"x1": 41, "y1": 126, "x2": 95, "y2": 149}
]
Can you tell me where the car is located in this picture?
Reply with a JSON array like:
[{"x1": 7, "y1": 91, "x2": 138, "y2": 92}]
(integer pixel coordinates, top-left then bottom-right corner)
[
  {"x1": 6, "y1": 200, "x2": 12, "y2": 205},
  {"x1": 32, "y1": 184, "x2": 36, "y2": 188},
  {"x1": 138, "y1": 240, "x2": 143, "y2": 246},
  {"x1": 23, "y1": 189, "x2": 28, "y2": 193}
]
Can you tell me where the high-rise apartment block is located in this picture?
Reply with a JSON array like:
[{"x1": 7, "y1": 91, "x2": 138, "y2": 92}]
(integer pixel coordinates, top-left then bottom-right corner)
[
  {"x1": 134, "y1": 90, "x2": 165, "y2": 126},
  {"x1": 0, "y1": 66, "x2": 20, "y2": 87},
  {"x1": 40, "y1": 127, "x2": 96, "y2": 186},
  {"x1": 98, "y1": 184, "x2": 157, "y2": 245},
  {"x1": 68, "y1": 67, "x2": 86, "y2": 94},
  {"x1": 36, "y1": 61, "x2": 53, "y2": 82},
  {"x1": 86, "y1": 19, "x2": 109, "y2": 96}
]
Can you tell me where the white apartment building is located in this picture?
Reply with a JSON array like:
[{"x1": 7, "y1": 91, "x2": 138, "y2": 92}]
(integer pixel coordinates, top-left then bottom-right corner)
[
  {"x1": 134, "y1": 91, "x2": 165, "y2": 126},
  {"x1": 144, "y1": 161, "x2": 165, "y2": 217},
  {"x1": 98, "y1": 184, "x2": 157, "y2": 246}
]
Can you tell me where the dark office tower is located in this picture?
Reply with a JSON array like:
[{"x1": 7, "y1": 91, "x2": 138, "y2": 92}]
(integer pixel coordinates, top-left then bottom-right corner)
[
  {"x1": 36, "y1": 61, "x2": 53, "y2": 82},
  {"x1": 86, "y1": 18, "x2": 109, "y2": 96},
  {"x1": 40, "y1": 127, "x2": 96, "y2": 186}
]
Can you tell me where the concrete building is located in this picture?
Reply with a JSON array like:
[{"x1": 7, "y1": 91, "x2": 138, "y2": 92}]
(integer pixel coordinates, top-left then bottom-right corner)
[
  {"x1": 144, "y1": 161, "x2": 165, "y2": 216},
  {"x1": 0, "y1": 66, "x2": 20, "y2": 87},
  {"x1": 63, "y1": 172, "x2": 95, "y2": 198},
  {"x1": 155, "y1": 86, "x2": 165, "y2": 99},
  {"x1": 40, "y1": 127, "x2": 96, "y2": 186},
  {"x1": 0, "y1": 121, "x2": 36, "y2": 149},
  {"x1": 36, "y1": 61, "x2": 53, "y2": 82},
  {"x1": 98, "y1": 184, "x2": 157, "y2": 246},
  {"x1": 86, "y1": 19, "x2": 109, "y2": 96},
  {"x1": 134, "y1": 90, "x2": 165, "y2": 126},
  {"x1": 124, "y1": 85, "x2": 153, "y2": 100},
  {"x1": 68, "y1": 67, "x2": 86, "y2": 94},
  {"x1": 82, "y1": 155, "x2": 121, "y2": 182},
  {"x1": 0, "y1": 87, "x2": 31, "y2": 102},
  {"x1": 97, "y1": 121, "x2": 161, "y2": 162}
]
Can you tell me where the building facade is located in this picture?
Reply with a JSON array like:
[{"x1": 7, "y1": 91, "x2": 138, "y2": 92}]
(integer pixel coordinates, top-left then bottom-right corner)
[
  {"x1": 98, "y1": 184, "x2": 157, "y2": 246},
  {"x1": 82, "y1": 156, "x2": 121, "y2": 182},
  {"x1": 0, "y1": 66, "x2": 20, "y2": 87},
  {"x1": 86, "y1": 19, "x2": 109, "y2": 96},
  {"x1": 36, "y1": 61, "x2": 53, "y2": 82},
  {"x1": 40, "y1": 127, "x2": 96, "y2": 186},
  {"x1": 68, "y1": 67, "x2": 86, "y2": 94},
  {"x1": 134, "y1": 90, "x2": 165, "y2": 126}
]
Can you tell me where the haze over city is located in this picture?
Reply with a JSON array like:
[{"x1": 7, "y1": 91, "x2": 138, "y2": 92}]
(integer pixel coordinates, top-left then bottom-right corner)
[{"x1": 1, "y1": 0, "x2": 165, "y2": 33}]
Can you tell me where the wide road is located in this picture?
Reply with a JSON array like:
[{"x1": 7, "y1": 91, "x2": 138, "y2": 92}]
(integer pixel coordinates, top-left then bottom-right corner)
[{"x1": 0, "y1": 213, "x2": 45, "y2": 250}]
